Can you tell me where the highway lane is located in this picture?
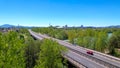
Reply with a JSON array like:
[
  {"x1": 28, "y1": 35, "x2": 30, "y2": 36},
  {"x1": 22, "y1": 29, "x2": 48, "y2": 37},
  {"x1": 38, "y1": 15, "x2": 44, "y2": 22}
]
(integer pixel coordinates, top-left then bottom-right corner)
[
  {"x1": 29, "y1": 30, "x2": 120, "y2": 68},
  {"x1": 66, "y1": 51, "x2": 105, "y2": 68},
  {"x1": 75, "y1": 45, "x2": 120, "y2": 66}
]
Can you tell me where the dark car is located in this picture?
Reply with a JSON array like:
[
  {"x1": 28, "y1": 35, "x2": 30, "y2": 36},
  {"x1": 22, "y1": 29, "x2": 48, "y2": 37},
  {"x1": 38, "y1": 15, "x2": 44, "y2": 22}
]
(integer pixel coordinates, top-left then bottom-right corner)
[{"x1": 86, "y1": 50, "x2": 94, "y2": 55}]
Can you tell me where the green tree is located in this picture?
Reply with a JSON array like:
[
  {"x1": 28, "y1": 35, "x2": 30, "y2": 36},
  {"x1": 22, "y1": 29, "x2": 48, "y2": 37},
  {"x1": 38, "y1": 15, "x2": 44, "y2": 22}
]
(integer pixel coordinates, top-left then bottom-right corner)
[
  {"x1": 35, "y1": 39, "x2": 67, "y2": 68},
  {"x1": 95, "y1": 31, "x2": 108, "y2": 52},
  {"x1": 108, "y1": 30, "x2": 120, "y2": 55},
  {"x1": 67, "y1": 30, "x2": 76, "y2": 43},
  {"x1": 25, "y1": 38, "x2": 41, "y2": 68},
  {"x1": 0, "y1": 31, "x2": 26, "y2": 68}
]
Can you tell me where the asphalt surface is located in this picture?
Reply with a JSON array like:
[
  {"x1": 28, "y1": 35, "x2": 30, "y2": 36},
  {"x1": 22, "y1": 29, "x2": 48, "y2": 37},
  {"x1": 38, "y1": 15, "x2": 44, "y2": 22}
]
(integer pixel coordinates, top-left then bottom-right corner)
[
  {"x1": 29, "y1": 29, "x2": 120, "y2": 68},
  {"x1": 66, "y1": 51, "x2": 105, "y2": 68}
]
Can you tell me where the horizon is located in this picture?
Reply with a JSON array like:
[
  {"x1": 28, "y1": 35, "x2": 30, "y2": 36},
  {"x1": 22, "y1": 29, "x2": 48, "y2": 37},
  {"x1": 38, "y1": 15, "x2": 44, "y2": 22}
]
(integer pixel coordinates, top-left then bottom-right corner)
[
  {"x1": 1, "y1": 24, "x2": 120, "y2": 28},
  {"x1": 0, "y1": 0, "x2": 120, "y2": 27}
]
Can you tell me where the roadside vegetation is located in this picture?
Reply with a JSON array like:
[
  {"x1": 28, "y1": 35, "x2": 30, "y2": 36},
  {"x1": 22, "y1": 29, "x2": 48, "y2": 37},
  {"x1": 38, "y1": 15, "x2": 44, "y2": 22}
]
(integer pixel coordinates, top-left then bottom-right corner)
[
  {"x1": 0, "y1": 28, "x2": 67, "y2": 68},
  {"x1": 32, "y1": 27, "x2": 120, "y2": 58},
  {"x1": 34, "y1": 39, "x2": 67, "y2": 68},
  {"x1": 0, "y1": 29, "x2": 26, "y2": 68}
]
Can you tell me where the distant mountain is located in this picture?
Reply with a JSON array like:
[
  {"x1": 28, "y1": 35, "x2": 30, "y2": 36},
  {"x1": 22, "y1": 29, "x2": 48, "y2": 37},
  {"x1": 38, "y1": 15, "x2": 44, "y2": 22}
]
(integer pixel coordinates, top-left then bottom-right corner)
[
  {"x1": 0, "y1": 24, "x2": 33, "y2": 28},
  {"x1": 0, "y1": 24, "x2": 15, "y2": 28}
]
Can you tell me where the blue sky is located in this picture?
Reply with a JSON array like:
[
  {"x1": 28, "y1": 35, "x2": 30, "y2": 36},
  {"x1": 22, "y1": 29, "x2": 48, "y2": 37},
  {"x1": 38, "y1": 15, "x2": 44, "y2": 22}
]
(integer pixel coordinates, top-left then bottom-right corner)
[{"x1": 0, "y1": 0, "x2": 120, "y2": 27}]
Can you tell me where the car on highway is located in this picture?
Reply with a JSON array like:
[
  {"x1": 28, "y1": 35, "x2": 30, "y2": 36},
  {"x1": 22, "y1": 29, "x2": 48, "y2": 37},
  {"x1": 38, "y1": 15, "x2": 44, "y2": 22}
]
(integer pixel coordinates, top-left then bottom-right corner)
[{"x1": 86, "y1": 50, "x2": 94, "y2": 55}]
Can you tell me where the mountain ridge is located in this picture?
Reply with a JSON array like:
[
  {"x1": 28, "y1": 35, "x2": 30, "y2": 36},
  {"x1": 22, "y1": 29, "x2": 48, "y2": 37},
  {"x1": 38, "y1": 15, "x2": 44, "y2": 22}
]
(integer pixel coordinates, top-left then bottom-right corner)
[{"x1": 0, "y1": 24, "x2": 32, "y2": 28}]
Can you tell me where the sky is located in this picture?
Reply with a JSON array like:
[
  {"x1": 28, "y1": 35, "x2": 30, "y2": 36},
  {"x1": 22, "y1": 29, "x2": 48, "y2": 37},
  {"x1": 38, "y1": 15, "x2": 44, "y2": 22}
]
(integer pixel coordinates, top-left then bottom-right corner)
[{"x1": 0, "y1": 0, "x2": 120, "y2": 27}]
